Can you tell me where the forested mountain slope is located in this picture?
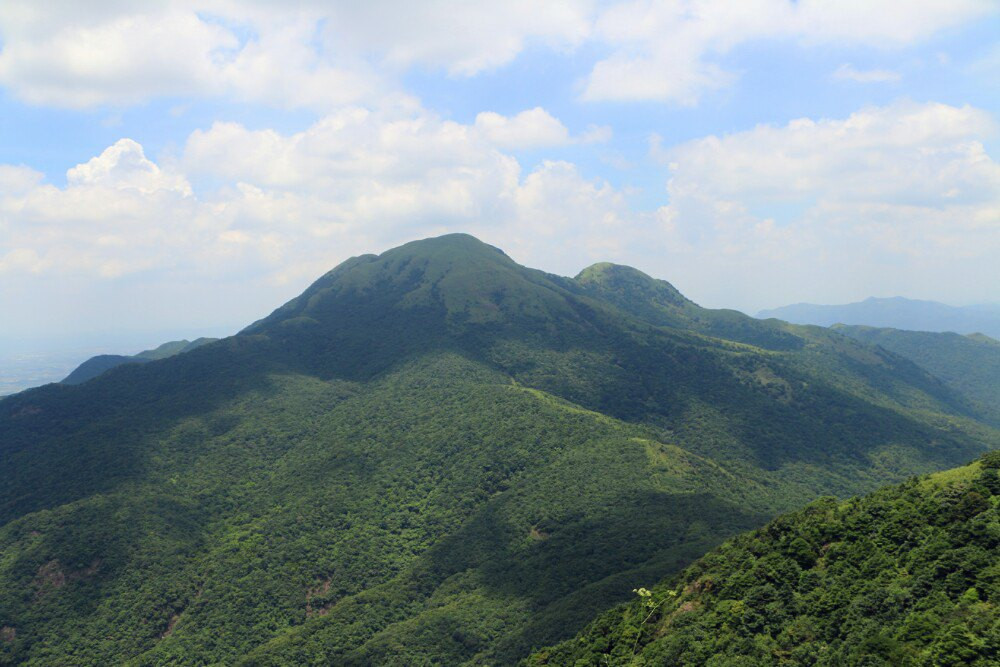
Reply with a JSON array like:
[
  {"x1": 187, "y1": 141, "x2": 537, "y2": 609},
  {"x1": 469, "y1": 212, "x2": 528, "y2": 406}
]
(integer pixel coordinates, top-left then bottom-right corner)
[
  {"x1": 527, "y1": 453, "x2": 1000, "y2": 666},
  {"x1": 61, "y1": 338, "x2": 218, "y2": 386},
  {"x1": 1, "y1": 234, "x2": 997, "y2": 665},
  {"x1": 833, "y1": 325, "x2": 1000, "y2": 426}
]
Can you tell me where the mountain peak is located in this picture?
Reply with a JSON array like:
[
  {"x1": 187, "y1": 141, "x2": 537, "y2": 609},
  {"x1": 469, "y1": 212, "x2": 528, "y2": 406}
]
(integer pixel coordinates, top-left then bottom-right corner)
[
  {"x1": 241, "y1": 233, "x2": 592, "y2": 377},
  {"x1": 575, "y1": 261, "x2": 641, "y2": 282},
  {"x1": 248, "y1": 235, "x2": 807, "y2": 376},
  {"x1": 385, "y1": 232, "x2": 510, "y2": 263},
  {"x1": 575, "y1": 261, "x2": 691, "y2": 311}
]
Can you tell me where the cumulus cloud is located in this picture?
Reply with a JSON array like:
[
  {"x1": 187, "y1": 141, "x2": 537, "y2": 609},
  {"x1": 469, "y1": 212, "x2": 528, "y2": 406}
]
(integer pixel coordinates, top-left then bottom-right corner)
[
  {"x1": 662, "y1": 102, "x2": 998, "y2": 206},
  {"x1": 0, "y1": 144, "x2": 201, "y2": 280},
  {"x1": 473, "y1": 108, "x2": 611, "y2": 149},
  {"x1": 180, "y1": 104, "x2": 622, "y2": 272},
  {"x1": 0, "y1": 165, "x2": 43, "y2": 194},
  {"x1": 0, "y1": 102, "x2": 624, "y2": 294},
  {"x1": 0, "y1": 2, "x2": 383, "y2": 109},
  {"x1": 314, "y1": 0, "x2": 592, "y2": 76},
  {"x1": 0, "y1": 0, "x2": 590, "y2": 109},
  {"x1": 68, "y1": 139, "x2": 192, "y2": 195},
  {"x1": 181, "y1": 105, "x2": 521, "y2": 230},
  {"x1": 3, "y1": 1, "x2": 993, "y2": 110},
  {"x1": 0, "y1": 5, "x2": 230, "y2": 107},
  {"x1": 652, "y1": 101, "x2": 1000, "y2": 307},
  {"x1": 1, "y1": 99, "x2": 997, "y2": 326},
  {"x1": 583, "y1": 0, "x2": 995, "y2": 103},
  {"x1": 475, "y1": 108, "x2": 571, "y2": 149}
]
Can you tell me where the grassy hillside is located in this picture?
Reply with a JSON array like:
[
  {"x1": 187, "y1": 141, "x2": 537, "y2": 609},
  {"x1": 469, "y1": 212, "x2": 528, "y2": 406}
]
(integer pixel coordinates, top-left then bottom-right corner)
[
  {"x1": 1, "y1": 234, "x2": 996, "y2": 665},
  {"x1": 833, "y1": 325, "x2": 1000, "y2": 426},
  {"x1": 527, "y1": 453, "x2": 1000, "y2": 666}
]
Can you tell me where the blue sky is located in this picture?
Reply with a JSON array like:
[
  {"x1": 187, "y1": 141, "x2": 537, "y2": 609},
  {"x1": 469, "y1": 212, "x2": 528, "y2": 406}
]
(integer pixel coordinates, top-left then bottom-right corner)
[{"x1": 0, "y1": 1, "x2": 998, "y2": 357}]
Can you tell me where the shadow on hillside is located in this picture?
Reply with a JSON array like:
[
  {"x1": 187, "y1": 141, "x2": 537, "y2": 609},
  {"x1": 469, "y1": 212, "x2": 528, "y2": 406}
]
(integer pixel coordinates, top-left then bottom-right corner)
[
  {"x1": 0, "y1": 337, "x2": 284, "y2": 523},
  {"x1": 495, "y1": 329, "x2": 987, "y2": 472},
  {"x1": 345, "y1": 488, "x2": 771, "y2": 665}
]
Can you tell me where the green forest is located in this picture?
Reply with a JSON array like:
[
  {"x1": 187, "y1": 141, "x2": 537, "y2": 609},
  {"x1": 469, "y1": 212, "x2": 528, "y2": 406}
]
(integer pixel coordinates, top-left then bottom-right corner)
[
  {"x1": 527, "y1": 453, "x2": 1000, "y2": 666},
  {"x1": 833, "y1": 325, "x2": 1000, "y2": 426},
  {"x1": 1, "y1": 234, "x2": 997, "y2": 665}
]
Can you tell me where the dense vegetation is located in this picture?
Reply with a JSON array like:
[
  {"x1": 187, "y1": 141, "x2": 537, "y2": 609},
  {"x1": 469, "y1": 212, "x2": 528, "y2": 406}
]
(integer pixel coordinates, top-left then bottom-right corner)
[
  {"x1": 1, "y1": 234, "x2": 996, "y2": 665},
  {"x1": 834, "y1": 325, "x2": 1000, "y2": 426},
  {"x1": 61, "y1": 338, "x2": 218, "y2": 385},
  {"x1": 527, "y1": 453, "x2": 1000, "y2": 666}
]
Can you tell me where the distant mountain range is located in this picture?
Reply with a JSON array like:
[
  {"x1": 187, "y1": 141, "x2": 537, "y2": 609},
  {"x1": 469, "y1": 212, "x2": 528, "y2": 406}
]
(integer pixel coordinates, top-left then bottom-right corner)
[
  {"x1": 1, "y1": 234, "x2": 997, "y2": 665},
  {"x1": 61, "y1": 338, "x2": 218, "y2": 385},
  {"x1": 758, "y1": 297, "x2": 1000, "y2": 339}
]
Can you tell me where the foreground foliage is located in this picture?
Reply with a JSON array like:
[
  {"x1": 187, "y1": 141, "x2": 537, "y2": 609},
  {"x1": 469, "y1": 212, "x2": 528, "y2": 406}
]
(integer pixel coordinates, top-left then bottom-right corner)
[{"x1": 527, "y1": 453, "x2": 1000, "y2": 666}]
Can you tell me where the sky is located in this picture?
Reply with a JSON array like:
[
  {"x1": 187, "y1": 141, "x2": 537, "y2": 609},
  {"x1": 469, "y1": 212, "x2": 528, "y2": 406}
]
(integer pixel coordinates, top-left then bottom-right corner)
[{"x1": 1, "y1": 0, "x2": 999, "y2": 357}]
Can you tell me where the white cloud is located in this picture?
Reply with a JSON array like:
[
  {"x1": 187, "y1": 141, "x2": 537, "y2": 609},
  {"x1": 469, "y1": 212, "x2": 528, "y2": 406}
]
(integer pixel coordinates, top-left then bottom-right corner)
[
  {"x1": 0, "y1": 2, "x2": 381, "y2": 109},
  {"x1": 67, "y1": 139, "x2": 192, "y2": 196},
  {"x1": 473, "y1": 107, "x2": 611, "y2": 149},
  {"x1": 663, "y1": 102, "x2": 998, "y2": 205},
  {"x1": 0, "y1": 6, "x2": 236, "y2": 108},
  {"x1": 475, "y1": 108, "x2": 571, "y2": 149},
  {"x1": 182, "y1": 105, "x2": 521, "y2": 218},
  {"x1": 0, "y1": 165, "x2": 43, "y2": 194},
  {"x1": 832, "y1": 64, "x2": 901, "y2": 83},
  {"x1": 583, "y1": 0, "x2": 995, "y2": 103},
  {"x1": 1, "y1": 99, "x2": 998, "y2": 330},
  {"x1": 0, "y1": 0, "x2": 591, "y2": 109},
  {"x1": 0, "y1": 111, "x2": 639, "y2": 336},
  {"x1": 0, "y1": 102, "x2": 622, "y2": 293},
  {"x1": 211, "y1": 15, "x2": 379, "y2": 110},
  {"x1": 650, "y1": 101, "x2": 1000, "y2": 307},
  {"x1": 313, "y1": 0, "x2": 592, "y2": 76},
  {"x1": 4, "y1": 1, "x2": 993, "y2": 110},
  {"x1": 180, "y1": 104, "x2": 623, "y2": 273},
  {"x1": 0, "y1": 248, "x2": 48, "y2": 275}
]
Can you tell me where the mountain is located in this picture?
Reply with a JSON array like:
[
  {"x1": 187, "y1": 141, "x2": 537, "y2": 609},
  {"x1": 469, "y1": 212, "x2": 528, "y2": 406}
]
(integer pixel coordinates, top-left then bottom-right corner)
[
  {"x1": 527, "y1": 452, "x2": 1000, "y2": 666},
  {"x1": 61, "y1": 338, "x2": 218, "y2": 385},
  {"x1": 1, "y1": 234, "x2": 997, "y2": 665},
  {"x1": 758, "y1": 297, "x2": 1000, "y2": 340},
  {"x1": 576, "y1": 263, "x2": 804, "y2": 351},
  {"x1": 833, "y1": 326, "x2": 1000, "y2": 427},
  {"x1": 133, "y1": 338, "x2": 219, "y2": 361}
]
